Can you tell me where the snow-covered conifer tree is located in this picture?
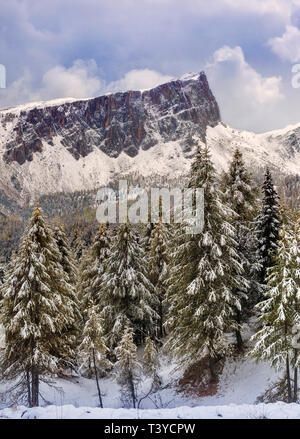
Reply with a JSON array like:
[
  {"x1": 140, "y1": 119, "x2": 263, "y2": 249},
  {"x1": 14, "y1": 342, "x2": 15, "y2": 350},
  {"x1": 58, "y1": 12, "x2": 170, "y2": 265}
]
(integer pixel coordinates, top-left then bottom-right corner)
[
  {"x1": 78, "y1": 305, "x2": 112, "y2": 407},
  {"x1": 100, "y1": 223, "x2": 158, "y2": 350},
  {"x1": 114, "y1": 325, "x2": 141, "y2": 408},
  {"x1": 1, "y1": 205, "x2": 77, "y2": 406},
  {"x1": 143, "y1": 335, "x2": 158, "y2": 376},
  {"x1": 166, "y1": 145, "x2": 242, "y2": 381},
  {"x1": 142, "y1": 335, "x2": 161, "y2": 391},
  {"x1": 142, "y1": 222, "x2": 155, "y2": 254},
  {"x1": 53, "y1": 223, "x2": 78, "y2": 284},
  {"x1": 148, "y1": 220, "x2": 169, "y2": 339},
  {"x1": 255, "y1": 167, "x2": 280, "y2": 287},
  {"x1": 221, "y1": 148, "x2": 260, "y2": 347},
  {"x1": 53, "y1": 223, "x2": 81, "y2": 347},
  {"x1": 251, "y1": 220, "x2": 300, "y2": 402},
  {"x1": 79, "y1": 223, "x2": 111, "y2": 312}
]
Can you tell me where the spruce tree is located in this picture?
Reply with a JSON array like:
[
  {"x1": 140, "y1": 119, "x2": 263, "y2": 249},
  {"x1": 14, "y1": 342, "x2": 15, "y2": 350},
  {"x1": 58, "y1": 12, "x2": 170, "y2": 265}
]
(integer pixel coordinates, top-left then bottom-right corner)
[
  {"x1": 114, "y1": 325, "x2": 141, "y2": 408},
  {"x1": 142, "y1": 222, "x2": 155, "y2": 254},
  {"x1": 221, "y1": 148, "x2": 259, "y2": 347},
  {"x1": 1, "y1": 205, "x2": 77, "y2": 406},
  {"x1": 143, "y1": 335, "x2": 160, "y2": 387},
  {"x1": 79, "y1": 223, "x2": 111, "y2": 312},
  {"x1": 53, "y1": 224, "x2": 78, "y2": 283},
  {"x1": 100, "y1": 223, "x2": 158, "y2": 350},
  {"x1": 255, "y1": 168, "x2": 280, "y2": 288},
  {"x1": 78, "y1": 305, "x2": 112, "y2": 407},
  {"x1": 166, "y1": 145, "x2": 242, "y2": 381},
  {"x1": 148, "y1": 220, "x2": 169, "y2": 339},
  {"x1": 251, "y1": 220, "x2": 300, "y2": 403},
  {"x1": 53, "y1": 223, "x2": 81, "y2": 349}
]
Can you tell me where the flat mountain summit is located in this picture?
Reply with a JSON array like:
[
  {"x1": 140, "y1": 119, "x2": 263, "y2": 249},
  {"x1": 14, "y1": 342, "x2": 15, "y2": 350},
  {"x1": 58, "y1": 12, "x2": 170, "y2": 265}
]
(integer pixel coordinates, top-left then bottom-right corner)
[{"x1": 0, "y1": 72, "x2": 300, "y2": 205}]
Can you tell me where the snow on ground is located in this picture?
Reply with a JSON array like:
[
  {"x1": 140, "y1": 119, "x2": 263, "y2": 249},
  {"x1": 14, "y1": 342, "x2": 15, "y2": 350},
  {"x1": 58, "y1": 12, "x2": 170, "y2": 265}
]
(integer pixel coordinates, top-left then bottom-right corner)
[
  {"x1": 0, "y1": 353, "x2": 284, "y2": 419},
  {"x1": 1, "y1": 402, "x2": 300, "y2": 419}
]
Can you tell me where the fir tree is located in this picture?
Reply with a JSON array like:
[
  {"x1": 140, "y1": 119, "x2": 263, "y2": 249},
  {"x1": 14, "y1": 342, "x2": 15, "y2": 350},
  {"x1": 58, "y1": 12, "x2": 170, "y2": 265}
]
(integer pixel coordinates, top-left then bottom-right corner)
[
  {"x1": 78, "y1": 305, "x2": 112, "y2": 407},
  {"x1": 255, "y1": 167, "x2": 280, "y2": 288},
  {"x1": 148, "y1": 220, "x2": 169, "y2": 339},
  {"x1": 79, "y1": 223, "x2": 111, "y2": 312},
  {"x1": 100, "y1": 223, "x2": 158, "y2": 350},
  {"x1": 53, "y1": 223, "x2": 81, "y2": 350},
  {"x1": 251, "y1": 220, "x2": 300, "y2": 403},
  {"x1": 142, "y1": 222, "x2": 155, "y2": 254},
  {"x1": 53, "y1": 223, "x2": 78, "y2": 284},
  {"x1": 221, "y1": 148, "x2": 260, "y2": 347},
  {"x1": 0, "y1": 205, "x2": 77, "y2": 406},
  {"x1": 143, "y1": 335, "x2": 160, "y2": 387},
  {"x1": 166, "y1": 145, "x2": 242, "y2": 381},
  {"x1": 70, "y1": 227, "x2": 85, "y2": 261},
  {"x1": 114, "y1": 325, "x2": 141, "y2": 408}
]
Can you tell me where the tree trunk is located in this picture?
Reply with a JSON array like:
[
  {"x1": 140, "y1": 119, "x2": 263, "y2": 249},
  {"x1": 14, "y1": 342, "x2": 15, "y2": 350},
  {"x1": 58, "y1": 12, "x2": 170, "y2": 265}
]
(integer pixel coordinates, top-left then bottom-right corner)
[
  {"x1": 293, "y1": 367, "x2": 298, "y2": 403},
  {"x1": 208, "y1": 357, "x2": 217, "y2": 383},
  {"x1": 31, "y1": 367, "x2": 39, "y2": 407},
  {"x1": 26, "y1": 368, "x2": 32, "y2": 408},
  {"x1": 159, "y1": 297, "x2": 164, "y2": 339},
  {"x1": 235, "y1": 310, "x2": 243, "y2": 350},
  {"x1": 286, "y1": 357, "x2": 292, "y2": 403},
  {"x1": 92, "y1": 349, "x2": 103, "y2": 408},
  {"x1": 235, "y1": 329, "x2": 243, "y2": 351},
  {"x1": 128, "y1": 370, "x2": 136, "y2": 408}
]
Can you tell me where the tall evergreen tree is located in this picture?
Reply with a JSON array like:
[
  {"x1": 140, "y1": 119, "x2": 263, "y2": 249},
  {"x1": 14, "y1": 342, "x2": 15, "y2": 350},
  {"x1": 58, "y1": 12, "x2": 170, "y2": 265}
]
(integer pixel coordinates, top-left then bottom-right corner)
[
  {"x1": 251, "y1": 220, "x2": 300, "y2": 403},
  {"x1": 114, "y1": 325, "x2": 141, "y2": 408},
  {"x1": 255, "y1": 167, "x2": 280, "y2": 288},
  {"x1": 221, "y1": 148, "x2": 259, "y2": 347},
  {"x1": 53, "y1": 223, "x2": 81, "y2": 349},
  {"x1": 53, "y1": 224, "x2": 78, "y2": 284},
  {"x1": 148, "y1": 220, "x2": 169, "y2": 339},
  {"x1": 78, "y1": 305, "x2": 112, "y2": 407},
  {"x1": 100, "y1": 223, "x2": 158, "y2": 350},
  {"x1": 142, "y1": 222, "x2": 155, "y2": 254},
  {"x1": 79, "y1": 223, "x2": 111, "y2": 312},
  {"x1": 1, "y1": 206, "x2": 77, "y2": 406},
  {"x1": 166, "y1": 145, "x2": 242, "y2": 381}
]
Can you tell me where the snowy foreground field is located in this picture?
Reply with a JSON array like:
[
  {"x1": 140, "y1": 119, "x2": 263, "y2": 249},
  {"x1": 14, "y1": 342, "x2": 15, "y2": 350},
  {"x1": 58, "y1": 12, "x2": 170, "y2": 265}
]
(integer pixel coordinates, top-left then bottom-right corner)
[
  {"x1": 1, "y1": 402, "x2": 300, "y2": 419},
  {"x1": 1, "y1": 353, "x2": 295, "y2": 419}
]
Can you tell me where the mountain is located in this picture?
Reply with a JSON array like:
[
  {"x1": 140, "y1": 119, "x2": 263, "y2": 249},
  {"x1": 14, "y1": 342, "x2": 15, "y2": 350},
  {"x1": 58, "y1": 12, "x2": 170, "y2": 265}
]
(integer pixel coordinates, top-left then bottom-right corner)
[{"x1": 0, "y1": 71, "x2": 300, "y2": 210}]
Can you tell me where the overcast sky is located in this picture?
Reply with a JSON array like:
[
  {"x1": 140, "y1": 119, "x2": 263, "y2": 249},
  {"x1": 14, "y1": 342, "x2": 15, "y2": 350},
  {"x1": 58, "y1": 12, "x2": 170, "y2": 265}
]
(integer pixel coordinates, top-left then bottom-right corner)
[{"x1": 1, "y1": 0, "x2": 300, "y2": 132}]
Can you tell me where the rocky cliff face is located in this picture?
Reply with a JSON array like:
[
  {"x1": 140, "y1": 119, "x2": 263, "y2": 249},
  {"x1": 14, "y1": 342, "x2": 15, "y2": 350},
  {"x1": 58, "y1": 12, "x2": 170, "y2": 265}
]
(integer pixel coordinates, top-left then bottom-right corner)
[
  {"x1": 1, "y1": 72, "x2": 220, "y2": 165},
  {"x1": 1, "y1": 70, "x2": 300, "y2": 211}
]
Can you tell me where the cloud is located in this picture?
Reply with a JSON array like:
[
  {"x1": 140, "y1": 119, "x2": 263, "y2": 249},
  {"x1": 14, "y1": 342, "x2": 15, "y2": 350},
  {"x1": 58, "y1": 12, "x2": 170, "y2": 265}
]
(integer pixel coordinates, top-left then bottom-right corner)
[
  {"x1": 0, "y1": 61, "x2": 173, "y2": 108},
  {"x1": 206, "y1": 46, "x2": 284, "y2": 132},
  {"x1": 40, "y1": 60, "x2": 103, "y2": 99},
  {"x1": 1, "y1": 0, "x2": 300, "y2": 131},
  {"x1": 105, "y1": 69, "x2": 173, "y2": 93},
  {"x1": 207, "y1": 46, "x2": 282, "y2": 104},
  {"x1": 268, "y1": 25, "x2": 300, "y2": 62},
  {"x1": 224, "y1": 0, "x2": 296, "y2": 19}
]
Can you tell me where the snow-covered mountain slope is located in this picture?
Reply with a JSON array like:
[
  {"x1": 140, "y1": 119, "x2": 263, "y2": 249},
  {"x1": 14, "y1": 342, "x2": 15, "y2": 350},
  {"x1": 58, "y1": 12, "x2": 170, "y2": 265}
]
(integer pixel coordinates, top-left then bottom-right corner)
[
  {"x1": 207, "y1": 122, "x2": 300, "y2": 174},
  {"x1": 0, "y1": 71, "x2": 300, "y2": 207}
]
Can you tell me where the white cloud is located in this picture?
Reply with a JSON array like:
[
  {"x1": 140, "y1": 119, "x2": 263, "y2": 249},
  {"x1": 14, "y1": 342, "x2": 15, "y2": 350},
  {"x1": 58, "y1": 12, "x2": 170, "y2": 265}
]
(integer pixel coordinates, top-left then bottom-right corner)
[
  {"x1": 105, "y1": 69, "x2": 173, "y2": 93},
  {"x1": 207, "y1": 46, "x2": 282, "y2": 104},
  {"x1": 0, "y1": 61, "x2": 173, "y2": 109},
  {"x1": 206, "y1": 46, "x2": 284, "y2": 132},
  {"x1": 180, "y1": 0, "x2": 297, "y2": 23},
  {"x1": 224, "y1": 0, "x2": 295, "y2": 18},
  {"x1": 40, "y1": 59, "x2": 103, "y2": 99},
  {"x1": 268, "y1": 25, "x2": 300, "y2": 62}
]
